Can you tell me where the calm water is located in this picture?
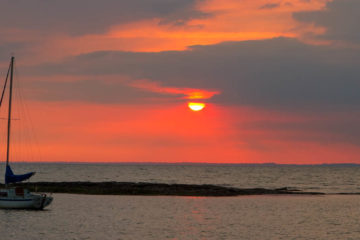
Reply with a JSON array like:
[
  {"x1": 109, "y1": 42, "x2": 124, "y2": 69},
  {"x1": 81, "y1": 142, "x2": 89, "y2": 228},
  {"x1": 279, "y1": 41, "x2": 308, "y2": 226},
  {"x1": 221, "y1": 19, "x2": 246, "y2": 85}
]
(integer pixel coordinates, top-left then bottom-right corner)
[
  {"x1": 1, "y1": 163, "x2": 360, "y2": 239},
  {"x1": 1, "y1": 194, "x2": 360, "y2": 240}
]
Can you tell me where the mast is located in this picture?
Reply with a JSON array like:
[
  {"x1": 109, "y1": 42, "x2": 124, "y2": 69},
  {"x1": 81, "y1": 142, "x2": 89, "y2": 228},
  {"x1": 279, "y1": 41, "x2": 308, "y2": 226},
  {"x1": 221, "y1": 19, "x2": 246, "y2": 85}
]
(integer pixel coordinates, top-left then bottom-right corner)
[{"x1": 6, "y1": 57, "x2": 14, "y2": 167}]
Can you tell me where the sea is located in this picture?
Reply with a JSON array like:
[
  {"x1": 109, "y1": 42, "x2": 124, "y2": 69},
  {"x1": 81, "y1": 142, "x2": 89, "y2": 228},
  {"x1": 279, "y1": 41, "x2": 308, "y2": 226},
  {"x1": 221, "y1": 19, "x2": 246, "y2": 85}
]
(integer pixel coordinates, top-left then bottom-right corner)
[{"x1": 0, "y1": 163, "x2": 360, "y2": 240}]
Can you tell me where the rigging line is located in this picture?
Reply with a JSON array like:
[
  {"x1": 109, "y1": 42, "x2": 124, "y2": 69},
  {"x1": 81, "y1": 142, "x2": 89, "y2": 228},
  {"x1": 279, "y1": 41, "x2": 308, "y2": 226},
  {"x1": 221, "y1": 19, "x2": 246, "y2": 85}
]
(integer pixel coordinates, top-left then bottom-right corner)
[
  {"x1": 16, "y1": 65, "x2": 43, "y2": 163},
  {"x1": 0, "y1": 60, "x2": 11, "y2": 107},
  {"x1": 14, "y1": 59, "x2": 41, "y2": 162}
]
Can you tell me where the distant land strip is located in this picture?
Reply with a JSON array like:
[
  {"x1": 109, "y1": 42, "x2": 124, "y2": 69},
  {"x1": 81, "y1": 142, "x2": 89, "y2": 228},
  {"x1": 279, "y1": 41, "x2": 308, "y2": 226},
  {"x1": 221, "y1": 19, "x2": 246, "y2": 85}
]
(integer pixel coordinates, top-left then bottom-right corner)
[{"x1": 0, "y1": 182, "x2": 326, "y2": 196}]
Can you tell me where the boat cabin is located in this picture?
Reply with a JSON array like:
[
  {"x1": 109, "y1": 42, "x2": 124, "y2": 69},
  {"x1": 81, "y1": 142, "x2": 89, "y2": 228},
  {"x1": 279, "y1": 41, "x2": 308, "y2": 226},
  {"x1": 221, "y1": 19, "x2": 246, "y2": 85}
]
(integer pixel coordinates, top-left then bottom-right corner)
[{"x1": 0, "y1": 187, "x2": 31, "y2": 198}]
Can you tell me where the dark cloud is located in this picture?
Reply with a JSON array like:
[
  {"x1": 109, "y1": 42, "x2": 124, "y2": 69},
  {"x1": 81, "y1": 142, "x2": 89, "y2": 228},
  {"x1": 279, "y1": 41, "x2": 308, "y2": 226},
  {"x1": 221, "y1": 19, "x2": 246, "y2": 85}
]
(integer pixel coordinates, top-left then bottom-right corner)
[
  {"x1": 294, "y1": 0, "x2": 360, "y2": 44},
  {"x1": 23, "y1": 78, "x2": 182, "y2": 104},
  {"x1": 243, "y1": 114, "x2": 360, "y2": 145},
  {"x1": 0, "y1": 0, "x2": 207, "y2": 35},
  {"x1": 0, "y1": 42, "x2": 29, "y2": 61},
  {"x1": 259, "y1": 3, "x2": 280, "y2": 10},
  {"x1": 27, "y1": 37, "x2": 360, "y2": 110}
]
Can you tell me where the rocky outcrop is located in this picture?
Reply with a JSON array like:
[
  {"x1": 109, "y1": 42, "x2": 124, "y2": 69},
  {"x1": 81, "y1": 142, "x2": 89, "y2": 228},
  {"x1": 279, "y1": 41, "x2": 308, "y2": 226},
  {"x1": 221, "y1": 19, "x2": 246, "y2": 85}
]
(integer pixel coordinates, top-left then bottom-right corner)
[{"x1": 0, "y1": 182, "x2": 325, "y2": 196}]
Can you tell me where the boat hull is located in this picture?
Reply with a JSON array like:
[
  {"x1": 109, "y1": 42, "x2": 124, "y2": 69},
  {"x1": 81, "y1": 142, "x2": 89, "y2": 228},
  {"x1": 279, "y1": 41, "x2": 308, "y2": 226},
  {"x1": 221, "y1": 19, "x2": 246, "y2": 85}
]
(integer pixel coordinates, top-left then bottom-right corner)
[{"x1": 0, "y1": 194, "x2": 53, "y2": 210}]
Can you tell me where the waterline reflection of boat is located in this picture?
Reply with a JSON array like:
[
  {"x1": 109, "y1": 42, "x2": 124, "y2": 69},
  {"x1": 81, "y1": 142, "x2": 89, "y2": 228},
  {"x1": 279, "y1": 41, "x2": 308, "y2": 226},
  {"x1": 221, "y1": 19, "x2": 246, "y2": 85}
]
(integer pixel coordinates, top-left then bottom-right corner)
[{"x1": 0, "y1": 57, "x2": 53, "y2": 209}]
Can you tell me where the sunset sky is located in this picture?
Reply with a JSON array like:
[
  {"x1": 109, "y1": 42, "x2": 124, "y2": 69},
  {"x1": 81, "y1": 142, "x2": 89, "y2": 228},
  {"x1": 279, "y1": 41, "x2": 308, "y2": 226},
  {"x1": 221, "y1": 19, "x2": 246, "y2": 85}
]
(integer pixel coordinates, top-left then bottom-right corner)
[{"x1": 0, "y1": 0, "x2": 359, "y2": 164}]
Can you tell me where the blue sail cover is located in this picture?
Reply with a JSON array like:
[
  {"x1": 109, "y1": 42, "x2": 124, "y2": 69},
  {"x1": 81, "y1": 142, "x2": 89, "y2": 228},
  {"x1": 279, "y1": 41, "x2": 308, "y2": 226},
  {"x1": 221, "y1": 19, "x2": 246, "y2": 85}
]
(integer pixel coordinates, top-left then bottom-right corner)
[{"x1": 5, "y1": 165, "x2": 35, "y2": 184}]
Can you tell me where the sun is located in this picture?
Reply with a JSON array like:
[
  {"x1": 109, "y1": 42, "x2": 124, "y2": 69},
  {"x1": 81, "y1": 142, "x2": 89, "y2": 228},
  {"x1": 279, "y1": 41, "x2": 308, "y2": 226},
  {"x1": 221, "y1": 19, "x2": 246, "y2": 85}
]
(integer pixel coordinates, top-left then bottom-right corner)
[{"x1": 188, "y1": 102, "x2": 206, "y2": 111}]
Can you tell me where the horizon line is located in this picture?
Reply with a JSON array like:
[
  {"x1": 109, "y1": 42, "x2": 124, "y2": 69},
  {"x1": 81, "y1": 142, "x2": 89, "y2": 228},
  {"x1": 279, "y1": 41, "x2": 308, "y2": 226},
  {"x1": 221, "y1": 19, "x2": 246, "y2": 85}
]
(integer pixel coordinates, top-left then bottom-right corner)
[{"x1": 7, "y1": 161, "x2": 360, "y2": 166}]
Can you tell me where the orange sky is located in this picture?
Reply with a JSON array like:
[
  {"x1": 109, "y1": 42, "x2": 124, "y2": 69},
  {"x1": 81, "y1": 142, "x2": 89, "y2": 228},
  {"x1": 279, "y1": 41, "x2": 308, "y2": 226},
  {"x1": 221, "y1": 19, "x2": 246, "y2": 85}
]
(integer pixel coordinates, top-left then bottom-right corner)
[
  {"x1": 1, "y1": 100, "x2": 358, "y2": 164},
  {"x1": 1, "y1": 0, "x2": 360, "y2": 164},
  {"x1": 15, "y1": 0, "x2": 330, "y2": 62}
]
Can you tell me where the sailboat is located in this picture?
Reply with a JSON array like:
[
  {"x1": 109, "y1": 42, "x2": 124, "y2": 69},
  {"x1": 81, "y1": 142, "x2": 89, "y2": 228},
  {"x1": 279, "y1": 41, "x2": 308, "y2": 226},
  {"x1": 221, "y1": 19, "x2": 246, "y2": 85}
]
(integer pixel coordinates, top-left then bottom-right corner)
[{"x1": 0, "y1": 57, "x2": 53, "y2": 209}]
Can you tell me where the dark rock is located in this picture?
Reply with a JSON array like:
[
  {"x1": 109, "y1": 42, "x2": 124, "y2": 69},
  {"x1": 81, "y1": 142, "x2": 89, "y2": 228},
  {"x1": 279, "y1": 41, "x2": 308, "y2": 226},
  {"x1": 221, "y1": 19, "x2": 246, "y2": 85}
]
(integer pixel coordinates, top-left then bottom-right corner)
[{"x1": 0, "y1": 182, "x2": 325, "y2": 196}]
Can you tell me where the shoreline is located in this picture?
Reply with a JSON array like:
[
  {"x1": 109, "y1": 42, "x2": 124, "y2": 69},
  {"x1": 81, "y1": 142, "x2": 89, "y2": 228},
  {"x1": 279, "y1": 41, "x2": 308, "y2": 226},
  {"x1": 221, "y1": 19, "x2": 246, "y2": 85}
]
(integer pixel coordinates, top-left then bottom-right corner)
[{"x1": 0, "y1": 182, "x2": 325, "y2": 196}]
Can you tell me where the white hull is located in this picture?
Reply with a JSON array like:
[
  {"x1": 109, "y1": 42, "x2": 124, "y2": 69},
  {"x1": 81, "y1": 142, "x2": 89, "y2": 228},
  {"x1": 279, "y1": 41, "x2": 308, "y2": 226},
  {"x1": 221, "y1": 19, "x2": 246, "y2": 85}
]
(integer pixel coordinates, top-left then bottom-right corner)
[{"x1": 0, "y1": 188, "x2": 53, "y2": 210}]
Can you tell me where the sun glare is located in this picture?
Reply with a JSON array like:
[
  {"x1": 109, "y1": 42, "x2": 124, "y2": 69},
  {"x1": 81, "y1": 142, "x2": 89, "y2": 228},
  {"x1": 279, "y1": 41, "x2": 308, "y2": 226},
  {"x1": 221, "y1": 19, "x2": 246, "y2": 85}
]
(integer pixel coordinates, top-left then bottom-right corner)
[{"x1": 188, "y1": 102, "x2": 206, "y2": 111}]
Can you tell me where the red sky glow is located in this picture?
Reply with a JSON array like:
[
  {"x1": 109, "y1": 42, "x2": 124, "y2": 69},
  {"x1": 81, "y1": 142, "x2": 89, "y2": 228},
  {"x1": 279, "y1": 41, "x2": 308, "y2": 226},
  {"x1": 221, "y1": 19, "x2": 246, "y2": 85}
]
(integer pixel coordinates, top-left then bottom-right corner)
[{"x1": 0, "y1": 0, "x2": 359, "y2": 164}]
